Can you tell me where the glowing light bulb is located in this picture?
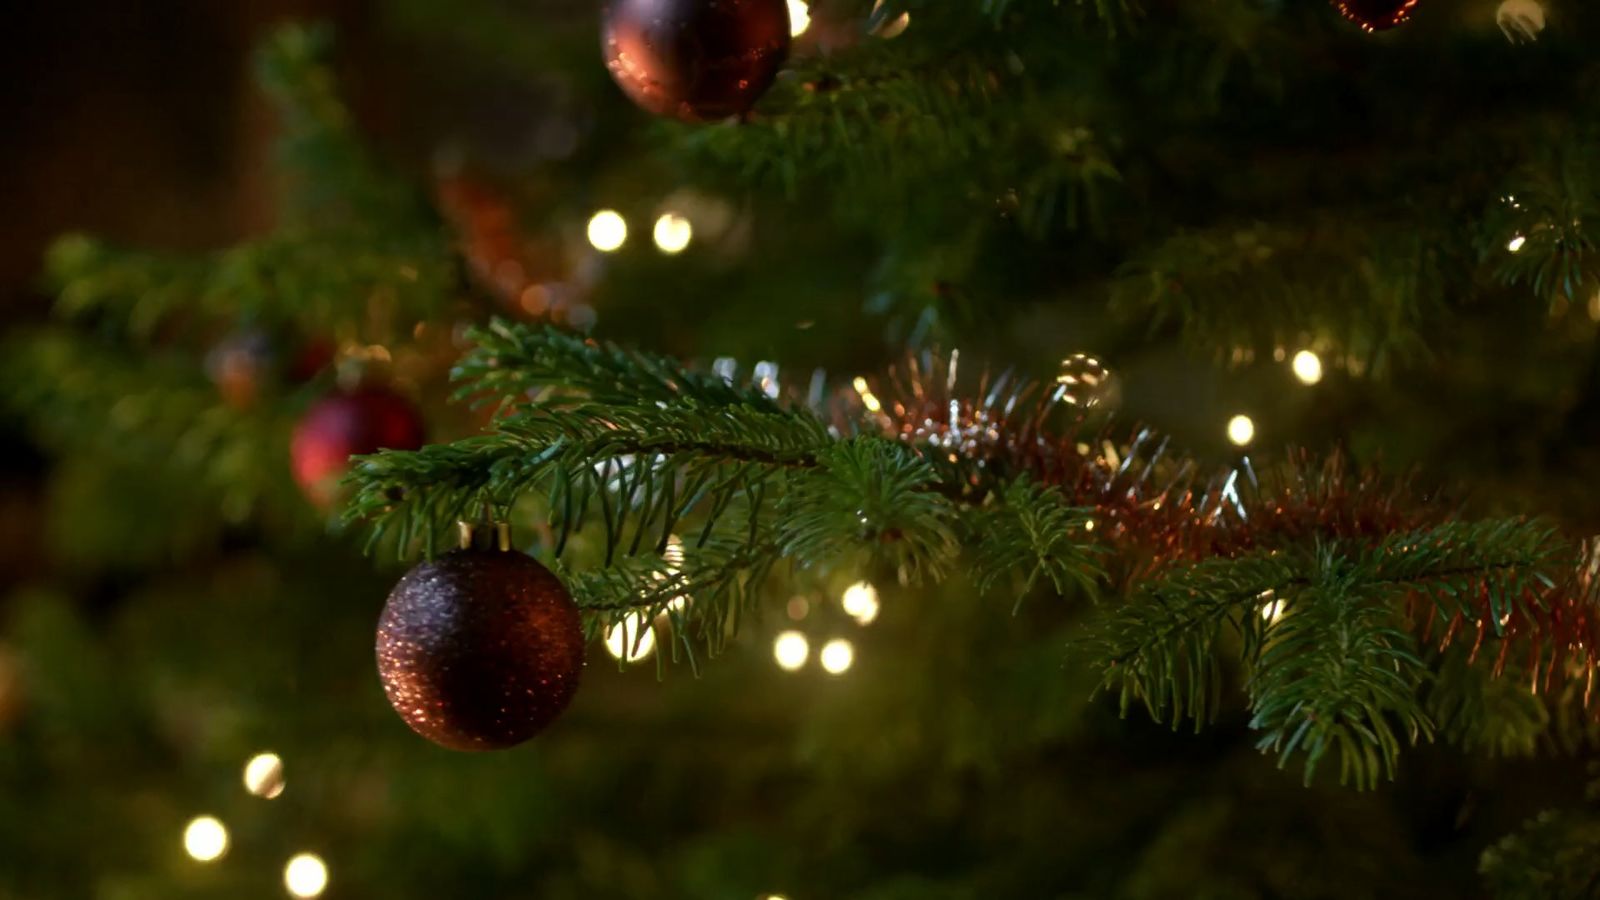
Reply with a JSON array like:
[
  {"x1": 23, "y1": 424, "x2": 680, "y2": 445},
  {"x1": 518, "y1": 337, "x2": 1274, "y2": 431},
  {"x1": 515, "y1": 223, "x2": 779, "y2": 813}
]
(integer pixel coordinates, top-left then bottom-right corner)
[
  {"x1": 1226, "y1": 414, "x2": 1255, "y2": 447},
  {"x1": 243, "y1": 751, "x2": 285, "y2": 799},
  {"x1": 840, "y1": 582, "x2": 880, "y2": 625},
  {"x1": 773, "y1": 631, "x2": 809, "y2": 671},
  {"x1": 587, "y1": 210, "x2": 627, "y2": 252},
  {"x1": 1507, "y1": 235, "x2": 1526, "y2": 253},
  {"x1": 284, "y1": 853, "x2": 328, "y2": 898},
  {"x1": 819, "y1": 638, "x2": 854, "y2": 675},
  {"x1": 852, "y1": 376, "x2": 882, "y2": 413},
  {"x1": 1291, "y1": 350, "x2": 1323, "y2": 386},
  {"x1": 604, "y1": 613, "x2": 656, "y2": 662},
  {"x1": 183, "y1": 816, "x2": 228, "y2": 862},
  {"x1": 1260, "y1": 590, "x2": 1287, "y2": 624},
  {"x1": 652, "y1": 213, "x2": 692, "y2": 254},
  {"x1": 786, "y1": 0, "x2": 810, "y2": 35}
]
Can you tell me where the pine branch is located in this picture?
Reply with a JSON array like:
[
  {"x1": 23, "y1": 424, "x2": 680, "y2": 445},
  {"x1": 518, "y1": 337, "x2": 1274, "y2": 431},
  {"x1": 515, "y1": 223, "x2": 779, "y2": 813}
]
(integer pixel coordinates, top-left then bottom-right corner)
[
  {"x1": 970, "y1": 478, "x2": 1101, "y2": 601},
  {"x1": 1083, "y1": 519, "x2": 1577, "y2": 785},
  {"x1": 1482, "y1": 774, "x2": 1600, "y2": 900}
]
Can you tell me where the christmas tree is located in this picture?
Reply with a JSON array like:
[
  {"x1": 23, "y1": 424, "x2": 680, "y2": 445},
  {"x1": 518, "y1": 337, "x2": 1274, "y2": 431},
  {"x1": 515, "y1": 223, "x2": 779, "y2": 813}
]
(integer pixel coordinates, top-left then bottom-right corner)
[{"x1": 6, "y1": 0, "x2": 1600, "y2": 896}]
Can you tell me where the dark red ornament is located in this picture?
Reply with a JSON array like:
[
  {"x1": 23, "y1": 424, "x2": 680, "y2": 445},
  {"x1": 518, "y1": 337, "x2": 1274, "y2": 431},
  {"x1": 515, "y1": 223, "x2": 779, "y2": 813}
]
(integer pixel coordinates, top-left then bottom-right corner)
[
  {"x1": 291, "y1": 386, "x2": 425, "y2": 508},
  {"x1": 602, "y1": 0, "x2": 791, "y2": 122},
  {"x1": 376, "y1": 547, "x2": 586, "y2": 750},
  {"x1": 1331, "y1": 0, "x2": 1420, "y2": 31}
]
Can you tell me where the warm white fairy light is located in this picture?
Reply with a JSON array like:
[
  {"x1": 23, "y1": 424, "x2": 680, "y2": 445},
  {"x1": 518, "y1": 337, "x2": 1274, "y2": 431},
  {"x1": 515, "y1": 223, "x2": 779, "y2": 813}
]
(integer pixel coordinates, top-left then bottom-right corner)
[
  {"x1": 852, "y1": 376, "x2": 882, "y2": 413},
  {"x1": 1507, "y1": 234, "x2": 1527, "y2": 253},
  {"x1": 1226, "y1": 414, "x2": 1255, "y2": 447},
  {"x1": 284, "y1": 853, "x2": 328, "y2": 898},
  {"x1": 773, "y1": 631, "x2": 810, "y2": 671},
  {"x1": 840, "y1": 582, "x2": 880, "y2": 626},
  {"x1": 183, "y1": 816, "x2": 228, "y2": 862},
  {"x1": 652, "y1": 213, "x2": 692, "y2": 254},
  {"x1": 587, "y1": 210, "x2": 628, "y2": 252},
  {"x1": 243, "y1": 751, "x2": 285, "y2": 799},
  {"x1": 604, "y1": 613, "x2": 656, "y2": 662},
  {"x1": 658, "y1": 534, "x2": 690, "y2": 615},
  {"x1": 1291, "y1": 350, "x2": 1323, "y2": 386},
  {"x1": 1259, "y1": 590, "x2": 1287, "y2": 624},
  {"x1": 819, "y1": 638, "x2": 855, "y2": 675},
  {"x1": 786, "y1": 0, "x2": 811, "y2": 36}
]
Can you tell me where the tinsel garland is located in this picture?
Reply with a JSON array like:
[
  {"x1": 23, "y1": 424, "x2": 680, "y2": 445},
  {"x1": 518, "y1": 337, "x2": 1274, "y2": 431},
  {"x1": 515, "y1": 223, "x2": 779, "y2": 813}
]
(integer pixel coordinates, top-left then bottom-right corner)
[{"x1": 826, "y1": 349, "x2": 1600, "y2": 704}]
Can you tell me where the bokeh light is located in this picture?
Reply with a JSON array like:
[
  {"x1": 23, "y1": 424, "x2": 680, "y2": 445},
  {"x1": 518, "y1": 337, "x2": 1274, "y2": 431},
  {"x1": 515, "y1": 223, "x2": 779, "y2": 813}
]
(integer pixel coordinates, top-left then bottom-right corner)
[
  {"x1": 652, "y1": 213, "x2": 692, "y2": 254},
  {"x1": 820, "y1": 638, "x2": 854, "y2": 675},
  {"x1": 1291, "y1": 350, "x2": 1323, "y2": 386},
  {"x1": 786, "y1": 0, "x2": 810, "y2": 36},
  {"x1": 1507, "y1": 234, "x2": 1526, "y2": 253},
  {"x1": 1227, "y1": 414, "x2": 1255, "y2": 447},
  {"x1": 183, "y1": 816, "x2": 228, "y2": 862},
  {"x1": 587, "y1": 210, "x2": 627, "y2": 252},
  {"x1": 284, "y1": 853, "x2": 328, "y2": 898},
  {"x1": 773, "y1": 631, "x2": 809, "y2": 671},
  {"x1": 604, "y1": 613, "x2": 656, "y2": 662},
  {"x1": 840, "y1": 581, "x2": 880, "y2": 625},
  {"x1": 243, "y1": 751, "x2": 285, "y2": 799}
]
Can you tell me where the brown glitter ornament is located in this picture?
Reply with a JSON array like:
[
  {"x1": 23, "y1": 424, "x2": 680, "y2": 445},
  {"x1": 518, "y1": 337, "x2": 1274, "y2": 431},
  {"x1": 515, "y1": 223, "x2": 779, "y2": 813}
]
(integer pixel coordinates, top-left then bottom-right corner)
[
  {"x1": 1330, "y1": 0, "x2": 1420, "y2": 32},
  {"x1": 376, "y1": 527, "x2": 585, "y2": 751},
  {"x1": 602, "y1": 0, "x2": 791, "y2": 122}
]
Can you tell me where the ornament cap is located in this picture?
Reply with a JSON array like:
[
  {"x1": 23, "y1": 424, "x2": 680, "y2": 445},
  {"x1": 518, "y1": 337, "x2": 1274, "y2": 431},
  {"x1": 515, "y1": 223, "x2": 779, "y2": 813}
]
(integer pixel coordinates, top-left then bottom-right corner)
[{"x1": 457, "y1": 519, "x2": 512, "y2": 552}]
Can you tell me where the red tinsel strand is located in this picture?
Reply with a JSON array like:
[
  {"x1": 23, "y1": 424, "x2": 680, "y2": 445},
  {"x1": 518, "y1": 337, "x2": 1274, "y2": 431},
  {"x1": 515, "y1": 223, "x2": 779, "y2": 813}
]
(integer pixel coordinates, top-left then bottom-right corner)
[{"x1": 818, "y1": 348, "x2": 1600, "y2": 705}]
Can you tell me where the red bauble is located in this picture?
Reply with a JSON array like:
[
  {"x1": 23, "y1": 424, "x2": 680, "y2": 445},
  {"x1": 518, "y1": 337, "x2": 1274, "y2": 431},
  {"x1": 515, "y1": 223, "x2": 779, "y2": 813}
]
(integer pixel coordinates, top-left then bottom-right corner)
[
  {"x1": 291, "y1": 386, "x2": 425, "y2": 508},
  {"x1": 376, "y1": 548, "x2": 585, "y2": 750},
  {"x1": 603, "y1": 0, "x2": 791, "y2": 122},
  {"x1": 1331, "y1": 0, "x2": 1420, "y2": 31}
]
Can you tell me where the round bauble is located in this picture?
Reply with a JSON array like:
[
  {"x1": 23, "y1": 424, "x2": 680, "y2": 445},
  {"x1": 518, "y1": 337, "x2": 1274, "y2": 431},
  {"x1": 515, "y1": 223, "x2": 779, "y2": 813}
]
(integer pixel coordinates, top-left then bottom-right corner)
[
  {"x1": 291, "y1": 386, "x2": 425, "y2": 508},
  {"x1": 1056, "y1": 352, "x2": 1120, "y2": 412},
  {"x1": 376, "y1": 548, "x2": 585, "y2": 750},
  {"x1": 1330, "y1": 0, "x2": 1419, "y2": 31},
  {"x1": 602, "y1": 0, "x2": 791, "y2": 122}
]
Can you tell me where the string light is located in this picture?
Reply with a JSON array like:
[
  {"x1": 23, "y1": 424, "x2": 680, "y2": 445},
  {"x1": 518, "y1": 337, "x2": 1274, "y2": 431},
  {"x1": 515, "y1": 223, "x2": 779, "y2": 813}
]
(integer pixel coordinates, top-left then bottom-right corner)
[
  {"x1": 786, "y1": 0, "x2": 810, "y2": 36},
  {"x1": 243, "y1": 751, "x2": 285, "y2": 799},
  {"x1": 1507, "y1": 234, "x2": 1527, "y2": 253},
  {"x1": 1226, "y1": 414, "x2": 1255, "y2": 447},
  {"x1": 604, "y1": 613, "x2": 656, "y2": 662},
  {"x1": 840, "y1": 582, "x2": 880, "y2": 625},
  {"x1": 183, "y1": 816, "x2": 228, "y2": 862},
  {"x1": 1291, "y1": 350, "x2": 1323, "y2": 386},
  {"x1": 652, "y1": 213, "x2": 692, "y2": 254},
  {"x1": 773, "y1": 631, "x2": 809, "y2": 671},
  {"x1": 284, "y1": 853, "x2": 329, "y2": 898},
  {"x1": 819, "y1": 638, "x2": 854, "y2": 675},
  {"x1": 586, "y1": 210, "x2": 627, "y2": 252},
  {"x1": 1259, "y1": 590, "x2": 1287, "y2": 624},
  {"x1": 852, "y1": 377, "x2": 883, "y2": 413}
]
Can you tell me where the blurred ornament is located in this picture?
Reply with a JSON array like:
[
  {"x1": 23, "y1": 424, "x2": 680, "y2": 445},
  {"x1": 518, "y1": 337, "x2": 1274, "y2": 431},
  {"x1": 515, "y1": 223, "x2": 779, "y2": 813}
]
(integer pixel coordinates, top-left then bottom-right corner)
[
  {"x1": 602, "y1": 0, "x2": 791, "y2": 121},
  {"x1": 1496, "y1": 0, "x2": 1544, "y2": 41},
  {"x1": 291, "y1": 386, "x2": 425, "y2": 508},
  {"x1": 206, "y1": 330, "x2": 278, "y2": 408},
  {"x1": 376, "y1": 529, "x2": 584, "y2": 750},
  {"x1": 1056, "y1": 353, "x2": 1120, "y2": 411},
  {"x1": 207, "y1": 331, "x2": 334, "y2": 407},
  {"x1": 1330, "y1": 0, "x2": 1419, "y2": 31}
]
